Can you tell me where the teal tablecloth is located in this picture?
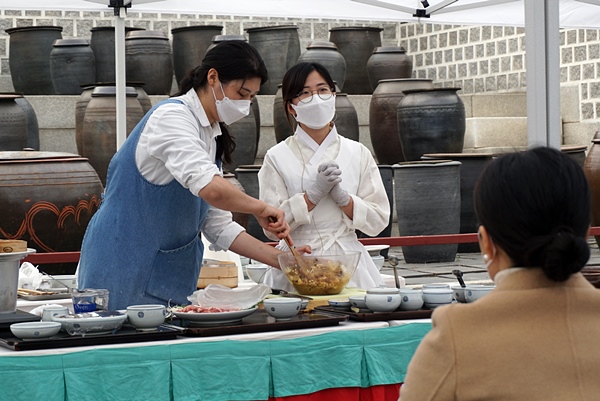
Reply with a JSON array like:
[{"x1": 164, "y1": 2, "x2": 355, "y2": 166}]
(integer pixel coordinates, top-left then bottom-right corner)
[{"x1": 0, "y1": 323, "x2": 432, "y2": 401}]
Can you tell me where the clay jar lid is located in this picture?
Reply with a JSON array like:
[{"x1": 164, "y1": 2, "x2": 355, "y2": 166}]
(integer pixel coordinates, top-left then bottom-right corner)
[
  {"x1": 245, "y1": 25, "x2": 298, "y2": 33},
  {"x1": 52, "y1": 38, "x2": 90, "y2": 47},
  {"x1": 306, "y1": 40, "x2": 338, "y2": 50},
  {"x1": 329, "y1": 26, "x2": 383, "y2": 32},
  {"x1": 171, "y1": 25, "x2": 223, "y2": 34},
  {"x1": 0, "y1": 151, "x2": 84, "y2": 162},
  {"x1": 212, "y1": 34, "x2": 246, "y2": 42},
  {"x1": 126, "y1": 30, "x2": 168, "y2": 40},
  {"x1": 91, "y1": 86, "x2": 138, "y2": 97},
  {"x1": 422, "y1": 152, "x2": 496, "y2": 159},
  {"x1": 6, "y1": 26, "x2": 63, "y2": 34},
  {"x1": 372, "y1": 46, "x2": 407, "y2": 54}
]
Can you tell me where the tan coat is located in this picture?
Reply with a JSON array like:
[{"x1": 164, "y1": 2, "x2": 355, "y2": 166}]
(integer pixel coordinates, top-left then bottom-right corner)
[{"x1": 400, "y1": 268, "x2": 600, "y2": 401}]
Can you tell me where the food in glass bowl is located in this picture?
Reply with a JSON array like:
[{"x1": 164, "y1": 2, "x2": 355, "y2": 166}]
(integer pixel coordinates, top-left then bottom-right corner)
[{"x1": 277, "y1": 251, "x2": 361, "y2": 295}]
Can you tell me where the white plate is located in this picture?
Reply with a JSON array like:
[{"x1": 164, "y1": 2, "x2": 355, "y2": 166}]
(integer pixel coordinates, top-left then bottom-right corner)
[
  {"x1": 173, "y1": 306, "x2": 258, "y2": 326},
  {"x1": 53, "y1": 311, "x2": 127, "y2": 336}
]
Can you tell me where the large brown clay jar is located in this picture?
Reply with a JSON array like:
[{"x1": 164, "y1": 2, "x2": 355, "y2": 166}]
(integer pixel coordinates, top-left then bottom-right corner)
[{"x1": 0, "y1": 151, "x2": 103, "y2": 274}]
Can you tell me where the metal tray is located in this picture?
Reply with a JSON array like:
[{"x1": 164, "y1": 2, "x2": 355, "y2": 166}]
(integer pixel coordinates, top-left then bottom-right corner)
[
  {"x1": 175, "y1": 309, "x2": 348, "y2": 337},
  {"x1": 314, "y1": 305, "x2": 433, "y2": 322},
  {"x1": 18, "y1": 292, "x2": 71, "y2": 301},
  {"x1": 0, "y1": 324, "x2": 182, "y2": 351}
]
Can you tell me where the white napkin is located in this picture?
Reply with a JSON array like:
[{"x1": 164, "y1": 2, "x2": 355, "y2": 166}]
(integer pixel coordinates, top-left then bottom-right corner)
[
  {"x1": 18, "y1": 262, "x2": 44, "y2": 290},
  {"x1": 187, "y1": 283, "x2": 271, "y2": 310}
]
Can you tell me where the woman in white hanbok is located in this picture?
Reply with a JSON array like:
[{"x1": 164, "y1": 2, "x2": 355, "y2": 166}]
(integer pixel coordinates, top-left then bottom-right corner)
[{"x1": 258, "y1": 62, "x2": 390, "y2": 291}]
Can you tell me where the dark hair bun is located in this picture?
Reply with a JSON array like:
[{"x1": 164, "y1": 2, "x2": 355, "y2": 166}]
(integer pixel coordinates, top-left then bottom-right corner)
[{"x1": 541, "y1": 230, "x2": 590, "y2": 282}]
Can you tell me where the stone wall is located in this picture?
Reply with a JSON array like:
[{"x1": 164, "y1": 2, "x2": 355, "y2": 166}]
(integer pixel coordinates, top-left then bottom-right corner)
[{"x1": 2, "y1": 8, "x2": 600, "y2": 151}]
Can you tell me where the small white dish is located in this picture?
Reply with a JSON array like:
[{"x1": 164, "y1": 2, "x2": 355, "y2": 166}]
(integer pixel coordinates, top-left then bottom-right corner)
[
  {"x1": 173, "y1": 307, "x2": 258, "y2": 326},
  {"x1": 328, "y1": 298, "x2": 351, "y2": 309},
  {"x1": 348, "y1": 295, "x2": 369, "y2": 310},
  {"x1": 10, "y1": 322, "x2": 61, "y2": 339},
  {"x1": 53, "y1": 311, "x2": 127, "y2": 336},
  {"x1": 263, "y1": 297, "x2": 302, "y2": 320}
]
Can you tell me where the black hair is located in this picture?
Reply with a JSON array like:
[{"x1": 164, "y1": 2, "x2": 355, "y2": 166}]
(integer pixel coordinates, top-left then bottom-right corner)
[
  {"x1": 474, "y1": 146, "x2": 591, "y2": 281},
  {"x1": 281, "y1": 62, "x2": 336, "y2": 130},
  {"x1": 173, "y1": 40, "x2": 268, "y2": 164}
]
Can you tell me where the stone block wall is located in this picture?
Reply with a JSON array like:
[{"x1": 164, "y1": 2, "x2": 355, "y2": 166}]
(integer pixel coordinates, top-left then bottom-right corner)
[{"x1": 2, "y1": 8, "x2": 600, "y2": 150}]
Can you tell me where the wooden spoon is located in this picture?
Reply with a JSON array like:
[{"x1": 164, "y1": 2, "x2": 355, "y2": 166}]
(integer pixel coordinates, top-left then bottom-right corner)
[{"x1": 269, "y1": 216, "x2": 306, "y2": 268}]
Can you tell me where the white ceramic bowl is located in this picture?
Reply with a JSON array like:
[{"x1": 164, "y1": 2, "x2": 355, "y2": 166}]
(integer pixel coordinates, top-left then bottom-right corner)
[
  {"x1": 422, "y1": 288, "x2": 453, "y2": 309},
  {"x1": 245, "y1": 263, "x2": 269, "y2": 283},
  {"x1": 126, "y1": 304, "x2": 166, "y2": 331},
  {"x1": 10, "y1": 321, "x2": 61, "y2": 339},
  {"x1": 41, "y1": 305, "x2": 70, "y2": 322},
  {"x1": 465, "y1": 285, "x2": 495, "y2": 303},
  {"x1": 365, "y1": 288, "x2": 401, "y2": 312},
  {"x1": 364, "y1": 244, "x2": 390, "y2": 257},
  {"x1": 399, "y1": 288, "x2": 424, "y2": 311},
  {"x1": 263, "y1": 297, "x2": 302, "y2": 320},
  {"x1": 371, "y1": 255, "x2": 385, "y2": 271},
  {"x1": 348, "y1": 295, "x2": 369, "y2": 310},
  {"x1": 422, "y1": 283, "x2": 451, "y2": 290},
  {"x1": 451, "y1": 285, "x2": 467, "y2": 303}
]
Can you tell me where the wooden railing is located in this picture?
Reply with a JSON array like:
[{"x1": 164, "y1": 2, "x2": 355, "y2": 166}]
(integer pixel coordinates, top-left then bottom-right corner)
[{"x1": 21, "y1": 227, "x2": 600, "y2": 265}]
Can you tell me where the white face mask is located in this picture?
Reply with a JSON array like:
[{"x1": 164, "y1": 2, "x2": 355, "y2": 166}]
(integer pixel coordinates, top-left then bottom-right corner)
[
  {"x1": 212, "y1": 83, "x2": 251, "y2": 125},
  {"x1": 291, "y1": 95, "x2": 336, "y2": 130}
]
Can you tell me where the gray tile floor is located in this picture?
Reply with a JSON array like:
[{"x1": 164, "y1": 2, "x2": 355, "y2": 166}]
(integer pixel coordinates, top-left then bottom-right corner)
[{"x1": 380, "y1": 238, "x2": 600, "y2": 287}]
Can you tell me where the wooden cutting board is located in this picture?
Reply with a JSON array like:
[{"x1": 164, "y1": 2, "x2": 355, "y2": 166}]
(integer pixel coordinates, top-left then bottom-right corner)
[{"x1": 0, "y1": 240, "x2": 27, "y2": 253}]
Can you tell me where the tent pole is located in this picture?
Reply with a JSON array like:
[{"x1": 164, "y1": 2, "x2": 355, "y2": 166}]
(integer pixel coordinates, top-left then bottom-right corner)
[
  {"x1": 524, "y1": 0, "x2": 561, "y2": 149},
  {"x1": 115, "y1": 6, "x2": 127, "y2": 150}
]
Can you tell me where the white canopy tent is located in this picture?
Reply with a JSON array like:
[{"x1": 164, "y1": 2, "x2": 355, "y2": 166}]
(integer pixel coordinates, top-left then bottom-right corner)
[{"x1": 1, "y1": 0, "x2": 600, "y2": 149}]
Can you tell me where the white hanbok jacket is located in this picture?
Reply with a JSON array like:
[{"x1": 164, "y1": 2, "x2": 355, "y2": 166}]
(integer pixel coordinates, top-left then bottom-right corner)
[{"x1": 258, "y1": 126, "x2": 389, "y2": 291}]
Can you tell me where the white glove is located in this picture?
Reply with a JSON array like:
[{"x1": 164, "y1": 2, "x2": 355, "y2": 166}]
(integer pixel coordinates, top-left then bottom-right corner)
[
  {"x1": 306, "y1": 161, "x2": 341, "y2": 205},
  {"x1": 330, "y1": 183, "x2": 350, "y2": 207}
]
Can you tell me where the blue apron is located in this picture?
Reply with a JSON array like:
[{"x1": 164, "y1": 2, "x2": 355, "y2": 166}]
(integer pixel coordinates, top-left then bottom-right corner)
[{"x1": 78, "y1": 99, "x2": 211, "y2": 310}]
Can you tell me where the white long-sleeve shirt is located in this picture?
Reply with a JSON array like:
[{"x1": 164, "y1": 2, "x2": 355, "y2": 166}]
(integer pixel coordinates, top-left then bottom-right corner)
[{"x1": 134, "y1": 88, "x2": 244, "y2": 251}]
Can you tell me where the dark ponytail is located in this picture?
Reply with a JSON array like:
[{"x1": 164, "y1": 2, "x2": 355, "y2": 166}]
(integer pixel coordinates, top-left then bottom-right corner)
[
  {"x1": 474, "y1": 147, "x2": 591, "y2": 282},
  {"x1": 172, "y1": 40, "x2": 268, "y2": 165}
]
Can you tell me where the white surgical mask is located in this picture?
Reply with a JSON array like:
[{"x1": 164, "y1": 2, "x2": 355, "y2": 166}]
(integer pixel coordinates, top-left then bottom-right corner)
[
  {"x1": 291, "y1": 95, "x2": 336, "y2": 129},
  {"x1": 212, "y1": 83, "x2": 251, "y2": 125}
]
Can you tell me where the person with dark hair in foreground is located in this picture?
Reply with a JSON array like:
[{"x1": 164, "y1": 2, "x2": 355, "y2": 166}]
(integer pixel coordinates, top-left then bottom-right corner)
[
  {"x1": 400, "y1": 146, "x2": 600, "y2": 401},
  {"x1": 78, "y1": 41, "x2": 298, "y2": 310}
]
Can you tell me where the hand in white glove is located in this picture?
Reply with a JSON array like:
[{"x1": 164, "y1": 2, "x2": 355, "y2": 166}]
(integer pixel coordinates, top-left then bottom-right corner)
[
  {"x1": 305, "y1": 161, "x2": 341, "y2": 205},
  {"x1": 330, "y1": 183, "x2": 350, "y2": 207}
]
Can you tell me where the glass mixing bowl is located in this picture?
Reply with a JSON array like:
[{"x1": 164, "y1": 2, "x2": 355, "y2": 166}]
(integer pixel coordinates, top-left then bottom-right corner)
[{"x1": 277, "y1": 251, "x2": 361, "y2": 295}]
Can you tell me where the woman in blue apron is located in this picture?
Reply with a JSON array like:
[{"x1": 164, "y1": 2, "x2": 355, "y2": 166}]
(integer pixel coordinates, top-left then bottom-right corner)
[{"x1": 78, "y1": 41, "x2": 294, "y2": 310}]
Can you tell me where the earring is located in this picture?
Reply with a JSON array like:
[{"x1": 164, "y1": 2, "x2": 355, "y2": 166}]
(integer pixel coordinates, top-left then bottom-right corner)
[{"x1": 482, "y1": 254, "x2": 490, "y2": 262}]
